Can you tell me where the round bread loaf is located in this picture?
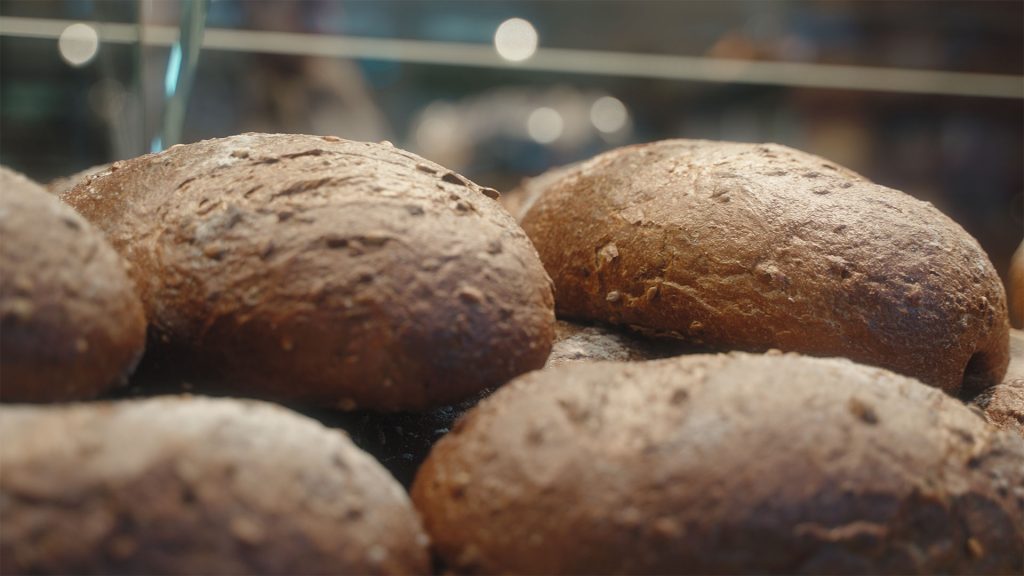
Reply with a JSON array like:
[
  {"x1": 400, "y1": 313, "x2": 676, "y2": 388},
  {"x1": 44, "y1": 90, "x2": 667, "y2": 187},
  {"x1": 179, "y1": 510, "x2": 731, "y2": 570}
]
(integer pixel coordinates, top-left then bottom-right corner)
[
  {"x1": 0, "y1": 396, "x2": 430, "y2": 575},
  {"x1": 413, "y1": 352, "x2": 1024, "y2": 575},
  {"x1": 63, "y1": 134, "x2": 555, "y2": 411},
  {"x1": 520, "y1": 140, "x2": 1008, "y2": 396},
  {"x1": 0, "y1": 166, "x2": 145, "y2": 402}
]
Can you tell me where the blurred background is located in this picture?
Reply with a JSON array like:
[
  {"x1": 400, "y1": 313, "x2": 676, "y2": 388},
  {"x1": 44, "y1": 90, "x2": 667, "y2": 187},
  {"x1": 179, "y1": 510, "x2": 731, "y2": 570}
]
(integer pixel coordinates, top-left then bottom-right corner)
[{"x1": 1, "y1": 0, "x2": 1021, "y2": 281}]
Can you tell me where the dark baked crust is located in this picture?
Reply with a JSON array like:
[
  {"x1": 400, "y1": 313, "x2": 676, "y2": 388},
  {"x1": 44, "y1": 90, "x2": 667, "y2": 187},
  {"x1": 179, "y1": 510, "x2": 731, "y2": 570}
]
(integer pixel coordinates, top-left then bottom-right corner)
[
  {"x1": 63, "y1": 134, "x2": 555, "y2": 411},
  {"x1": 412, "y1": 352, "x2": 1024, "y2": 575},
  {"x1": 0, "y1": 396, "x2": 430, "y2": 575},
  {"x1": 0, "y1": 166, "x2": 146, "y2": 402},
  {"x1": 520, "y1": 140, "x2": 1009, "y2": 396}
]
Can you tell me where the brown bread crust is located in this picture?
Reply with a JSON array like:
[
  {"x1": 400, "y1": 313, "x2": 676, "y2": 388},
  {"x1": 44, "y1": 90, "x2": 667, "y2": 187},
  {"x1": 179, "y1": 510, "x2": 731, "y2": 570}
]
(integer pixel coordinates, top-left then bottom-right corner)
[
  {"x1": 0, "y1": 396, "x2": 430, "y2": 575},
  {"x1": 412, "y1": 352, "x2": 1024, "y2": 575},
  {"x1": 520, "y1": 140, "x2": 1008, "y2": 396},
  {"x1": 0, "y1": 166, "x2": 145, "y2": 402},
  {"x1": 63, "y1": 134, "x2": 555, "y2": 411}
]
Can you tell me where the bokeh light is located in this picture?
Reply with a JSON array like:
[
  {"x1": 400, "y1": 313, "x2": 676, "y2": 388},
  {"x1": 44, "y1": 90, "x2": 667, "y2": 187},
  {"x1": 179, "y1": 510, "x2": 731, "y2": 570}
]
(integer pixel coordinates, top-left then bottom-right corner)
[
  {"x1": 58, "y1": 23, "x2": 99, "y2": 67},
  {"x1": 494, "y1": 18, "x2": 538, "y2": 62},
  {"x1": 590, "y1": 96, "x2": 629, "y2": 134},
  {"x1": 527, "y1": 107, "x2": 564, "y2": 144}
]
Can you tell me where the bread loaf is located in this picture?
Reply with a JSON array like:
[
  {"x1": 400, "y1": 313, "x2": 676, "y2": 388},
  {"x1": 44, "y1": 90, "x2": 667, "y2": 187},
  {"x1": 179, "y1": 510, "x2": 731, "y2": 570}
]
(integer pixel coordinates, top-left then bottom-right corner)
[
  {"x1": 521, "y1": 140, "x2": 1008, "y2": 396},
  {"x1": 0, "y1": 166, "x2": 145, "y2": 402},
  {"x1": 64, "y1": 134, "x2": 555, "y2": 411},
  {"x1": 413, "y1": 352, "x2": 1024, "y2": 574},
  {"x1": 0, "y1": 396, "x2": 430, "y2": 574}
]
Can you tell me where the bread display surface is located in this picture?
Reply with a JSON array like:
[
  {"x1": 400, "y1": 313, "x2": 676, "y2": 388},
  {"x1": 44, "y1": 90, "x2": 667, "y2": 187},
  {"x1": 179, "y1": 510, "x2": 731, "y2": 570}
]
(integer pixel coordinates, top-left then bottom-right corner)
[
  {"x1": 0, "y1": 396, "x2": 430, "y2": 575},
  {"x1": 63, "y1": 133, "x2": 555, "y2": 411},
  {"x1": 520, "y1": 140, "x2": 1008, "y2": 396},
  {"x1": 412, "y1": 352, "x2": 1024, "y2": 575},
  {"x1": 0, "y1": 166, "x2": 146, "y2": 402}
]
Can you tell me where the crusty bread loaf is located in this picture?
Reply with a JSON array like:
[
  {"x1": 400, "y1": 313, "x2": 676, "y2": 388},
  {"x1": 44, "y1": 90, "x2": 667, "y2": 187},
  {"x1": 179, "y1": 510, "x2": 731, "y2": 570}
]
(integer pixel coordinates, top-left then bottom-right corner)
[
  {"x1": 412, "y1": 352, "x2": 1024, "y2": 574},
  {"x1": 0, "y1": 396, "x2": 430, "y2": 575},
  {"x1": 63, "y1": 134, "x2": 555, "y2": 411},
  {"x1": 520, "y1": 140, "x2": 1009, "y2": 396},
  {"x1": 0, "y1": 166, "x2": 145, "y2": 402}
]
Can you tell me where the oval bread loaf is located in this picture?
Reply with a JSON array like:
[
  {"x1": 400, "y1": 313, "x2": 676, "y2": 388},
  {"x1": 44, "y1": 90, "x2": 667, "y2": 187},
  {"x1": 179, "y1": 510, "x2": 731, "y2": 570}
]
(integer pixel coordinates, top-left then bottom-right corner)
[
  {"x1": 520, "y1": 140, "x2": 1008, "y2": 396},
  {"x1": 0, "y1": 396, "x2": 430, "y2": 575},
  {"x1": 412, "y1": 352, "x2": 1024, "y2": 574},
  {"x1": 0, "y1": 166, "x2": 145, "y2": 402},
  {"x1": 64, "y1": 134, "x2": 555, "y2": 411}
]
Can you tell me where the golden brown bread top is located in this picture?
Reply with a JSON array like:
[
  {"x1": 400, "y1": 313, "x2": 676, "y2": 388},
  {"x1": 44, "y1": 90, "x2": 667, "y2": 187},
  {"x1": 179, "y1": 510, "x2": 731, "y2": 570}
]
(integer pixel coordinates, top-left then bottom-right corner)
[
  {"x1": 521, "y1": 140, "x2": 1009, "y2": 396},
  {"x1": 413, "y1": 352, "x2": 1024, "y2": 574},
  {"x1": 63, "y1": 134, "x2": 555, "y2": 410},
  {"x1": 0, "y1": 166, "x2": 145, "y2": 402},
  {"x1": 0, "y1": 396, "x2": 430, "y2": 575}
]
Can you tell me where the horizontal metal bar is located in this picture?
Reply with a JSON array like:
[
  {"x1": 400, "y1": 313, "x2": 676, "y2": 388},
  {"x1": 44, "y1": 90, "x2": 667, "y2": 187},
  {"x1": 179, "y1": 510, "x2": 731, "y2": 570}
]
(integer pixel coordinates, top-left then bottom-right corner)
[{"x1": 2, "y1": 15, "x2": 1021, "y2": 99}]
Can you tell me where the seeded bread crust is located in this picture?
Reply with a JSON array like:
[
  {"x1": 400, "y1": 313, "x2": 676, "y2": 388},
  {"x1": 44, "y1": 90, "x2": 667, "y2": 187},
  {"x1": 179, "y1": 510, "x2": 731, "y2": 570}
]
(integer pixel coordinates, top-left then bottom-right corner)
[
  {"x1": 520, "y1": 140, "x2": 1009, "y2": 396},
  {"x1": 0, "y1": 166, "x2": 145, "y2": 402},
  {"x1": 64, "y1": 134, "x2": 555, "y2": 411},
  {"x1": 413, "y1": 352, "x2": 1024, "y2": 574}
]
